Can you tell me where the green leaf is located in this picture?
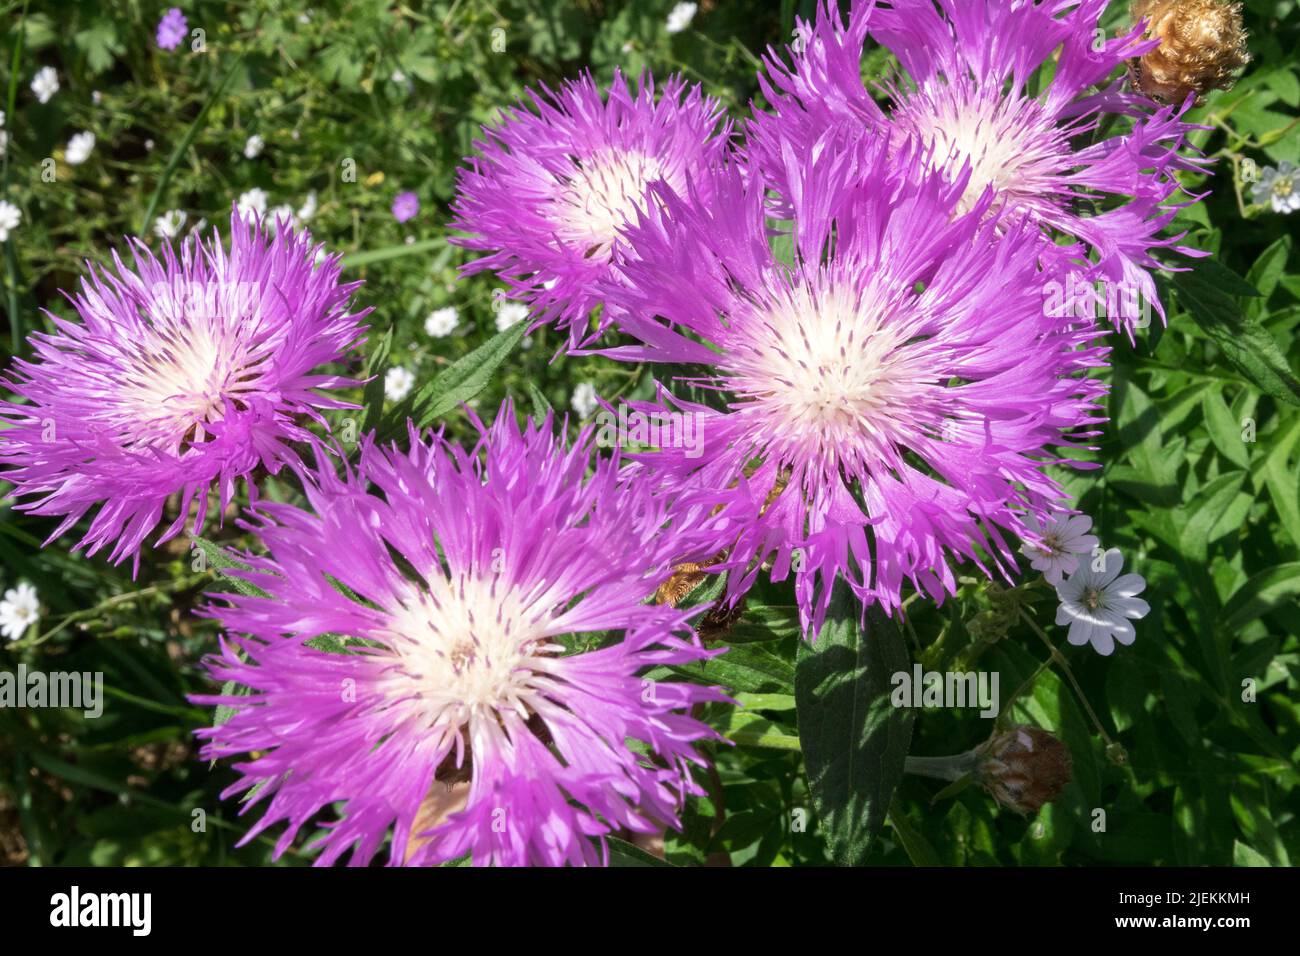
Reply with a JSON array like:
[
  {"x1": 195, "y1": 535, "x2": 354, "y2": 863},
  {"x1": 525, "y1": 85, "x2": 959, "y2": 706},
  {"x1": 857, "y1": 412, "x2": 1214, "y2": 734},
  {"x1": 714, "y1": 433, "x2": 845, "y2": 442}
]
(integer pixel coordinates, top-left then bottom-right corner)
[
  {"x1": 727, "y1": 603, "x2": 801, "y2": 643},
  {"x1": 361, "y1": 326, "x2": 395, "y2": 433},
  {"x1": 379, "y1": 319, "x2": 528, "y2": 437},
  {"x1": 888, "y1": 801, "x2": 942, "y2": 867},
  {"x1": 342, "y1": 238, "x2": 453, "y2": 270},
  {"x1": 1201, "y1": 388, "x2": 1251, "y2": 468},
  {"x1": 1221, "y1": 562, "x2": 1300, "y2": 633},
  {"x1": 525, "y1": 381, "x2": 553, "y2": 419},
  {"x1": 1233, "y1": 841, "x2": 1272, "y2": 867},
  {"x1": 715, "y1": 709, "x2": 801, "y2": 751},
  {"x1": 1173, "y1": 260, "x2": 1300, "y2": 406},
  {"x1": 794, "y1": 586, "x2": 914, "y2": 865},
  {"x1": 192, "y1": 536, "x2": 272, "y2": 599},
  {"x1": 608, "y1": 836, "x2": 674, "y2": 867},
  {"x1": 662, "y1": 643, "x2": 795, "y2": 694},
  {"x1": 1245, "y1": 235, "x2": 1293, "y2": 307}
]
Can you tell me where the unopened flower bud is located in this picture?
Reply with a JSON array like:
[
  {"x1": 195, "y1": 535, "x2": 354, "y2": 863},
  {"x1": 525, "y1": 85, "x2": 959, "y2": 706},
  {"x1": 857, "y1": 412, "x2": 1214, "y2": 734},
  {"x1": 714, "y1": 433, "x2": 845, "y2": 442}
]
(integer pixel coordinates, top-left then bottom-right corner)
[
  {"x1": 977, "y1": 725, "x2": 1073, "y2": 815},
  {"x1": 1128, "y1": 0, "x2": 1250, "y2": 106}
]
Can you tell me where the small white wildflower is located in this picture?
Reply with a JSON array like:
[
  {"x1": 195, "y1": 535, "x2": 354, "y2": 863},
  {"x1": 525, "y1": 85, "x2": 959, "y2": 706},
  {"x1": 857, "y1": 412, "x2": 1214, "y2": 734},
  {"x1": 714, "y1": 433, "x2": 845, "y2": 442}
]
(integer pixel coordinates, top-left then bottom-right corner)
[
  {"x1": 424, "y1": 306, "x2": 459, "y2": 338},
  {"x1": 666, "y1": 2, "x2": 698, "y2": 34},
  {"x1": 496, "y1": 300, "x2": 530, "y2": 332},
  {"x1": 297, "y1": 191, "x2": 318, "y2": 222},
  {"x1": 237, "y1": 188, "x2": 268, "y2": 220},
  {"x1": 1252, "y1": 161, "x2": 1300, "y2": 214},
  {"x1": 1054, "y1": 549, "x2": 1149, "y2": 656},
  {"x1": 0, "y1": 131, "x2": 7, "y2": 159},
  {"x1": 384, "y1": 366, "x2": 416, "y2": 402},
  {"x1": 65, "y1": 131, "x2": 96, "y2": 165},
  {"x1": 0, "y1": 582, "x2": 40, "y2": 641},
  {"x1": 570, "y1": 382, "x2": 600, "y2": 419},
  {"x1": 243, "y1": 133, "x2": 265, "y2": 159},
  {"x1": 30, "y1": 66, "x2": 59, "y2": 104},
  {"x1": 0, "y1": 200, "x2": 21, "y2": 242},
  {"x1": 92, "y1": 90, "x2": 102, "y2": 105},
  {"x1": 153, "y1": 209, "x2": 188, "y2": 239}
]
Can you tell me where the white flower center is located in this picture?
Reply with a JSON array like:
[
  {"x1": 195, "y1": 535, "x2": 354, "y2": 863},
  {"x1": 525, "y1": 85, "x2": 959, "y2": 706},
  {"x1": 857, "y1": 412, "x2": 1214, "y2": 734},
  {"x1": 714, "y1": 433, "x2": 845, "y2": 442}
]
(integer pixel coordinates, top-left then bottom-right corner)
[
  {"x1": 107, "y1": 297, "x2": 273, "y2": 452},
  {"x1": 728, "y1": 280, "x2": 934, "y2": 470},
  {"x1": 549, "y1": 149, "x2": 674, "y2": 261},
  {"x1": 897, "y1": 86, "x2": 1063, "y2": 217},
  {"x1": 381, "y1": 573, "x2": 560, "y2": 727}
]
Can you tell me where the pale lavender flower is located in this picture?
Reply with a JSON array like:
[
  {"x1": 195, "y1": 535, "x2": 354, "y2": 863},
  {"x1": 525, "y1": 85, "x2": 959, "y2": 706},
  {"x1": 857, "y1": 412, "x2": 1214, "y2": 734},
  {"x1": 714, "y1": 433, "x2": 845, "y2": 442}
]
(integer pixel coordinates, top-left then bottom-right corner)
[{"x1": 1054, "y1": 548, "x2": 1149, "y2": 655}]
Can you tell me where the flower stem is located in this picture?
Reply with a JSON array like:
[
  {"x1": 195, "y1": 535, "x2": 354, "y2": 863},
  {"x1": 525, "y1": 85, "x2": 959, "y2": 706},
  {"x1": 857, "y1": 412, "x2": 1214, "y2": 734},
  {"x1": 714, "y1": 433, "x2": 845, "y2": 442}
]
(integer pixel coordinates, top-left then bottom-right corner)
[{"x1": 1017, "y1": 607, "x2": 1115, "y2": 747}]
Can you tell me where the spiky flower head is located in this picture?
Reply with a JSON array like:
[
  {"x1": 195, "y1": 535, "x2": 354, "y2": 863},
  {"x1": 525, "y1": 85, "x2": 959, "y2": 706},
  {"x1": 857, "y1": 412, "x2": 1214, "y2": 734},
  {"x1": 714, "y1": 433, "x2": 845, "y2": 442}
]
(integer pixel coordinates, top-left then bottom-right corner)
[
  {"x1": 602, "y1": 131, "x2": 1109, "y2": 636},
  {"x1": 0, "y1": 212, "x2": 369, "y2": 568},
  {"x1": 1129, "y1": 0, "x2": 1250, "y2": 106},
  {"x1": 193, "y1": 407, "x2": 724, "y2": 866},
  {"x1": 450, "y1": 70, "x2": 730, "y2": 347},
  {"x1": 750, "y1": 0, "x2": 1209, "y2": 336},
  {"x1": 977, "y1": 725, "x2": 1074, "y2": 815}
]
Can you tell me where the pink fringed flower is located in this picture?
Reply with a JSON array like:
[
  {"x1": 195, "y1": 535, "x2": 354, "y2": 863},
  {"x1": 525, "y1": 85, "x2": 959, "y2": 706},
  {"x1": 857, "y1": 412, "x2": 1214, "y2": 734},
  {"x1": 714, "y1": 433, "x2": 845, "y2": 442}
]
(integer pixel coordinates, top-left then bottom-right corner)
[
  {"x1": 193, "y1": 407, "x2": 724, "y2": 867},
  {"x1": 0, "y1": 212, "x2": 369, "y2": 567},
  {"x1": 602, "y1": 131, "x2": 1109, "y2": 636},
  {"x1": 450, "y1": 70, "x2": 731, "y2": 346},
  {"x1": 750, "y1": 0, "x2": 1208, "y2": 335}
]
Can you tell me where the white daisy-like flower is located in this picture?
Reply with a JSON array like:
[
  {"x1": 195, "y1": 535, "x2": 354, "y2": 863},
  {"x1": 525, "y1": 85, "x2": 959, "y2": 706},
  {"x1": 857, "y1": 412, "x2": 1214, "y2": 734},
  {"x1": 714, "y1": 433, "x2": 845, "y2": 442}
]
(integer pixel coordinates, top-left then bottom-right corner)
[
  {"x1": 297, "y1": 191, "x2": 318, "y2": 222},
  {"x1": 65, "y1": 131, "x2": 96, "y2": 165},
  {"x1": 384, "y1": 366, "x2": 416, "y2": 402},
  {"x1": 666, "y1": 1, "x2": 698, "y2": 34},
  {"x1": 570, "y1": 382, "x2": 599, "y2": 419},
  {"x1": 1054, "y1": 549, "x2": 1149, "y2": 656},
  {"x1": 424, "y1": 306, "x2": 459, "y2": 338},
  {"x1": 92, "y1": 90, "x2": 102, "y2": 105},
  {"x1": 237, "y1": 188, "x2": 268, "y2": 220},
  {"x1": 0, "y1": 130, "x2": 8, "y2": 159},
  {"x1": 153, "y1": 208, "x2": 187, "y2": 239},
  {"x1": 496, "y1": 300, "x2": 530, "y2": 332},
  {"x1": 1021, "y1": 513, "x2": 1099, "y2": 585},
  {"x1": 30, "y1": 66, "x2": 59, "y2": 104},
  {"x1": 1252, "y1": 161, "x2": 1300, "y2": 215},
  {"x1": 0, "y1": 110, "x2": 5, "y2": 125},
  {"x1": 390, "y1": 69, "x2": 413, "y2": 93},
  {"x1": 0, "y1": 582, "x2": 40, "y2": 641},
  {"x1": 0, "y1": 200, "x2": 21, "y2": 242},
  {"x1": 243, "y1": 134, "x2": 265, "y2": 159}
]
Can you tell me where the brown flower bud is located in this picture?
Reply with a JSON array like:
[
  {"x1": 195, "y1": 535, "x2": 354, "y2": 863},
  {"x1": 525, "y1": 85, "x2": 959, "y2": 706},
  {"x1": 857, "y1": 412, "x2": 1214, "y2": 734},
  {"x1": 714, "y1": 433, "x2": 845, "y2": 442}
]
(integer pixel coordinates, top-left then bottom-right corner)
[
  {"x1": 977, "y1": 725, "x2": 1073, "y2": 815},
  {"x1": 1128, "y1": 0, "x2": 1250, "y2": 106}
]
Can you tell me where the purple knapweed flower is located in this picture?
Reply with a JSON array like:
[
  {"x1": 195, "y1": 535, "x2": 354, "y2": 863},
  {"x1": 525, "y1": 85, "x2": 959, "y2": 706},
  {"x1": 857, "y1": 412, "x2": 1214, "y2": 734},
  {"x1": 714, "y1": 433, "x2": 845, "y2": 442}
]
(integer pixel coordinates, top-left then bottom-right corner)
[
  {"x1": 391, "y1": 191, "x2": 419, "y2": 223},
  {"x1": 193, "y1": 407, "x2": 725, "y2": 866},
  {"x1": 156, "y1": 7, "x2": 188, "y2": 51},
  {"x1": 0, "y1": 212, "x2": 369, "y2": 568},
  {"x1": 450, "y1": 70, "x2": 731, "y2": 347},
  {"x1": 602, "y1": 131, "x2": 1110, "y2": 637},
  {"x1": 749, "y1": 0, "x2": 1208, "y2": 336}
]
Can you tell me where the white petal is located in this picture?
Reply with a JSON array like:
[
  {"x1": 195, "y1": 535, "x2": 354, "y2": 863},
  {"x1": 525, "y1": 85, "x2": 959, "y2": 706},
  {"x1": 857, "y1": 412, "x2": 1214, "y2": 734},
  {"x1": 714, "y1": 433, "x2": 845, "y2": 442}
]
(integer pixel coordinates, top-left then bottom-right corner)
[{"x1": 1110, "y1": 573, "x2": 1146, "y2": 597}]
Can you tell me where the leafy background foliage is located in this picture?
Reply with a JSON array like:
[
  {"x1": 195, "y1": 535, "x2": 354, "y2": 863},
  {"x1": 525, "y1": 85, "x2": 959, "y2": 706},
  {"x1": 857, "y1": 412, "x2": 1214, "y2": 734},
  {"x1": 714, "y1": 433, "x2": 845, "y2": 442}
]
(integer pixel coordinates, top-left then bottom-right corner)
[{"x1": 0, "y1": 0, "x2": 1298, "y2": 866}]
